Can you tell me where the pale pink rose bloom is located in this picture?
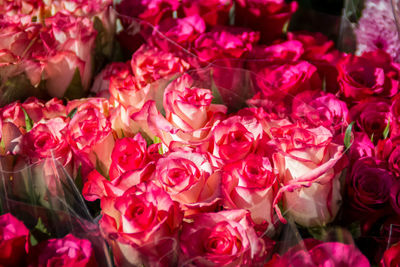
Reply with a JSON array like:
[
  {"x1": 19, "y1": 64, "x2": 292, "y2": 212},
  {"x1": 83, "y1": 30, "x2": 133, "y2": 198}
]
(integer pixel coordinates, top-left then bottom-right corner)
[{"x1": 270, "y1": 123, "x2": 345, "y2": 226}]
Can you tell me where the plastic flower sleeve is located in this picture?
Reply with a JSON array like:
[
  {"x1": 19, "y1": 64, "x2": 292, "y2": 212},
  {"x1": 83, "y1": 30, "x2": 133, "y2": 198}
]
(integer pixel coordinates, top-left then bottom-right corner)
[{"x1": 0, "y1": 156, "x2": 112, "y2": 267}]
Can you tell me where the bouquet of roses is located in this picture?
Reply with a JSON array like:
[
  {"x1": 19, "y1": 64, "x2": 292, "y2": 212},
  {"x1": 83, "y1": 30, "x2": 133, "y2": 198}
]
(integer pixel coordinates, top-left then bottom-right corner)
[{"x1": 1, "y1": 0, "x2": 400, "y2": 266}]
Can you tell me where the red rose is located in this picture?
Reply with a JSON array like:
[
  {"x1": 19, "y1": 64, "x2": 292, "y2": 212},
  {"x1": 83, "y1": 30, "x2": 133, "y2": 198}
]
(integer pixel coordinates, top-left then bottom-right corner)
[{"x1": 338, "y1": 50, "x2": 400, "y2": 100}]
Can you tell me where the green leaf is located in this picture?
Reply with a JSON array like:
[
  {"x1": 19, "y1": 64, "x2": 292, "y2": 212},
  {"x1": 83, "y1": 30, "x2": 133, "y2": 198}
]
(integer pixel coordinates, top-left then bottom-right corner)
[
  {"x1": 154, "y1": 136, "x2": 163, "y2": 154},
  {"x1": 29, "y1": 217, "x2": 51, "y2": 246},
  {"x1": 21, "y1": 107, "x2": 34, "y2": 132},
  {"x1": 63, "y1": 68, "x2": 84, "y2": 100},
  {"x1": 67, "y1": 107, "x2": 78, "y2": 119},
  {"x1": 370, "y1": 133, "x2": 374, "y2": 143},
  {"x1": 383, "y1": 118, "x2": 390, "y2": 139},
  {"x1": 344, "y1": 121, "x2": 355, "y2": 149}
]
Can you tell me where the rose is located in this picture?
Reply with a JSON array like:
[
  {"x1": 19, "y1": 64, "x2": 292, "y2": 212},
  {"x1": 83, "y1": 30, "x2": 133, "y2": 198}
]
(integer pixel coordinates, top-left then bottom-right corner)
[
  {"x1": 349, "y1": 97, "x2": 392, "y2": 142},
  {"x1": 376, "y1": 136, "x2": 400, "y2": 177},
  {"x1": 0, "y1": 213, "x2": 29, "y2": 267},
  {"x1": 91, "y1": 62, "x2": 131, "y2": 98},
  {"x1": 109, "y1": 69, "x2": 154, "y2": 111},
  {"x1": 66, "y1": 106, "x2": 114, "y2": 176},
  {"x1": 164, "y1": 73, "x2": 227, "y2": 133},
  {"x1": 193, "y1": 26, "x2": 260, "y2": 62},
  {"x1": 100, "y1": 182, "x2": 182, "y2": 267},
  {"x1": 246, "y1": 40, "x2": 304, "y2": 64},
  {"x1": 29, "y1": 234, "x2": 97, "y2": 267},
  {"x1": 130, "y1": 44, "x2": 190, "y2": 88},
  {"x1": 337, "y1": 50, "x2": 400, "y2": 100},
  {"x1": 391, "y1": 181, "x2": 400, "y2": 216},
  {"x1": 221, "y1": 153, "x2": 277, "y2": 231},
  {"x1": 266, "y1": 239, "x2": 370, "y2": 267},
  {"x1": 179, "y1": 209, "x2": 267, "y2": 266},
  {"x1": 208, "y1": 114, "x2": 263, "y2": 164},
  {"x1": 154, "y1": 150, "x2": 221, "y2": 214},
  {"x1": 152, "y1": 15, "x2": 206, "y2": 50},
  {"x1": 345, "y1": 157, "x2": 394, "y2": 219},
  {"x1": 348, "y1": 132, "x2": 375, "y2": 164},
  {"x1": 180, "y1": 0, "x2": 233, "y2": 27},
  {"x1": 291, "y1": 90, "x2": 349, "y2": 132},
  {"x1": 20, "y1": 117, "x2": 72, "y2": 166},
  {"x1": 254, "y1": 60, "x2": 321, "y2": 102},
  {"x1": 288, "y1": 31, "x2": 342, "y2": 92},
  {"x1": 234, "y1": 0, "x2": 298, "y2": 43},
  {"x1": 381, "y1": 242, "x2": 400, "y2": 267},
  {"x1": 109, "y1": 134, "x2": 150, "y2": 181},
  {"x1": 271, "y1": 123, "x2": 345, "y2": 226}
]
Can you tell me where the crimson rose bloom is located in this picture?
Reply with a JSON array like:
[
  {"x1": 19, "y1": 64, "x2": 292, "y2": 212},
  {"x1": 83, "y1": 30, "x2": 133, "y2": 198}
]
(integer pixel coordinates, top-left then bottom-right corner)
[
  {"x1": 337, "y1": 50, "x2": 400, "y2": 100},
  {"x1": 381, "y1": 242, "x2": 400, "y2": 267},
  {"x1": 346, "y1": 157, "x2": 395, "y2": 217},
  {"x1": 0, "y1": 213, "x2": 29, "y2": 267}
]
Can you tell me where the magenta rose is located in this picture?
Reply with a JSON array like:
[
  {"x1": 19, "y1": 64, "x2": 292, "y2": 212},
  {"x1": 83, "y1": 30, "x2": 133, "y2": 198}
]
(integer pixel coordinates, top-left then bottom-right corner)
[
  {"x1": 266, "y1": 239, "x2": 370, "y2": 267},
  {"x1": 291, "y1": 90, "x2": 349, "y2": 132},
  {"x1": 154, "y1": 150, "x2": 221, "y2": 214},
  {"x1": 337, "y1": 50, "x2": 400, "y2": 100},
  {"x1": 100, "y1": 182, "x2": 183, "y2": 266},
  {"x1": 348, "y1": 132, "x2": 375, "y2": 165},
  {"x1": 376, "y1": 136, "x2": 400, "y2": 177},
  {"x1": 235, "y1": 0, "x2": 298, "y2": 43},
  {"x1": 349, "y1": 97, "x2": 392, "y2": 141},
  {"x1": 179, "y1": 209, "x2": 267, "y2": 266},
  {"x1": 180, "y1": 0, "x2": 233, "y2": 27},
  {"x1": 222, "y1": 153, "x2": 278, "y2": 231},
  {"x1": 28, "y1": 234, "x2": 97, "y2": 267},
  {"x1": 253, "y1": 60, "x2": 321, "y2": 106},
  {"x1": 0, "y1": 213, "x2": 29, "y2": 267}
]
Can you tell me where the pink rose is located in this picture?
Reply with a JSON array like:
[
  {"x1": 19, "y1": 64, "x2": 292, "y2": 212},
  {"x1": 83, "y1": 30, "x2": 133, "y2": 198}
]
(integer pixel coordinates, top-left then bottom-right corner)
[
  {"x1": 235, "y1": 0, "x2": 298, "y2": 43},
  {"x1": 179, "y1": 209, "x2": 267, "y2": 266},
  {"x1": 100, "y1": 182, "x2": 182, "y2": 266},
  {"x1": 29, "y1": 234, "x2": 98, "y2": 267},
  {"x1": 338, "y1": 50, "x2": 400, "y2": 100},
  {"x1": 109, "y1": 67, "x2": 154, "y2": 111},
  {"x1": 66, "y1": 106, "x2": 114, "y2": 176},
  {"x1": 291, "y1": 90, "x2": 349, "y2": 132},
  {"x1": 0, "y1": 213, "x2": 29, "y2": 267},
  {"x1": 208, "y1": 115, "x2": 263, "y2": 164},
  {"x1": 222, "y1": 153, "x2": 278, "y2": 231},
  {"x1": 109, "y1": 134, "x2": 150, "y2": 181},
  {"x1": 267, "y1": 239, "x2": 369, "y2": 267},
  {"x1": 91, "y1": 62, "x2": 130, "y2": 98},
  {"x1": 349, "y1": 97, "x2": 392, "y2": 141},
  {"x1": 130, "y1": 44, "x2": 190, "y2": 88},
  {"x1": 152, "y1": 15, "x2": 206, "y2": 50},
  {"x1": 154, "y1": 150, "x2": 221, "y2": 213},
  {"x1": 164, "y1": 73, "x2": 227, "y2": 133},
  {"x1": 271, "y1": 123, "x2": 345, "y2": 226}
]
